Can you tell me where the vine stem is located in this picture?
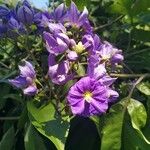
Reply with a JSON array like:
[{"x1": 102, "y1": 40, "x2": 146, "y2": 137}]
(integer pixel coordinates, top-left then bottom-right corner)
[
  {"x1": 94, "y1": 15, "x2": 124, "y2": 31},
  {"x1": 0, "y1": 117, "x2": 20, "y2": 120},
  {"x1": 128, "y1": 74, "x2": 148, "y2": 98},
  {"x1": 74, "y1": 73, "x2": 150, "y2": 79},
  {"x1": 110, "y1": 73, "x2": 150, "y2": 78}
]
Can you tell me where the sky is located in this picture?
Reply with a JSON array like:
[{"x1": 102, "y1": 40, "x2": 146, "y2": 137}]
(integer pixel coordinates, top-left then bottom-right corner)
[{"x1": 29, "y1": 0, "x2": 48, "y2": 9}]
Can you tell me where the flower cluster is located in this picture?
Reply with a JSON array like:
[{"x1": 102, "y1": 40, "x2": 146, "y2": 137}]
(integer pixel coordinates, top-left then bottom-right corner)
[
  {"x1": 0, "y1": 0, "x2": 36, "y2": 38},
  {"x1": 41, "y1": 2, "x2": 123, "y2": 116},
  {"x1": 5, "y1": 1, "x2": 124, "y2": 117}
]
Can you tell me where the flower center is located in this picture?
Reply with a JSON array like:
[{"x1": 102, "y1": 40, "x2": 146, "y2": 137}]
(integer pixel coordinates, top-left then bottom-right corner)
[
  {"x1": 72, "y1": 42, "x2": 85, "y2": 54},
  {"x1": 83, "y1": 91, "x2": 93, "y2": 103}
]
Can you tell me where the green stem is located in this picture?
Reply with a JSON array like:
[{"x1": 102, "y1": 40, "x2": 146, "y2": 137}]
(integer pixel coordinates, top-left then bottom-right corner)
[
  {"x1": 0, "y1": 117, "x2": 20, "y2": 120},
  {"x1": 110, "y1": 73, "x2": 150, "y2": 78},
  {"x1": 128, "y1": 74, "x2": 148, "y2": 98},
  {"x1": 0, "y1": 62, "x2": 10, "y2": 69},
  {"x1": 94, "y1": 15, "x2": 124, "y2": 31},
  {"x1": 125, "y1": 48, "x2": 150, "y2": 58}
]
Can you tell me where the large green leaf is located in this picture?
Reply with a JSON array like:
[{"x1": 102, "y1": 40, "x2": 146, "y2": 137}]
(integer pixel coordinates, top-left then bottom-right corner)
[
  {"x1": 127, "y1": 98, "x2": 147, "y2": 129},
  {"x1": 0, "y1": 126, "x2": 15, "y2": 150},
  {"x1": 27, "y1": 101, "x2": 70, "y2": 150},
  {"x1": 99, "y1": 97, "x2": 150, "y2": 150},
  {"x1": 24, "y1": 124, "x2": 47, "y2": 150},
  {"x1": 27, "y1": 101, "x2": 55, "y2": 123},
  {"x1": 127, "y1": 98, "x2": 150, "y2": 144},
  {"x1": 101, "y1": 101, "x2": 126, "y2": 150},
  {"x1": 122, "y1": 115, "x2": 150, "y2": 150}
]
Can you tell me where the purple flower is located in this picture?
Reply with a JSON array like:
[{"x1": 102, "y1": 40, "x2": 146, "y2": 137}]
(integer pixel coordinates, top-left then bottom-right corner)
[
  {"x1": 98, "y1": 41, "x2": 124, "y2": 64},
  {"x1": 65, "y1": 2, "x2": 92, "y2": 32},
  {"x1": 82, "y1": 34, "x2": 101, "y2": 54},
  {"x1": 87, "y1": 54, "x2": 119, "y2": 103},
  {"x1": 17, "y1": 0, "x2": 34, "y2": 25},
  {"x1": 48, "y1": 54, "x2": 73, "y2": 85},
  {"x1": 67, "y1": 76, "x2": 108, "y2": 116},
  {"x1": 48, "y1": 23, "x2": 66, "y2": 33},
  {"x1": 43, "y1": 31, "x2": 70, "y2": 55},
  {"x1": 9, "y1": 61, "x2": 38, "y2": 96}
]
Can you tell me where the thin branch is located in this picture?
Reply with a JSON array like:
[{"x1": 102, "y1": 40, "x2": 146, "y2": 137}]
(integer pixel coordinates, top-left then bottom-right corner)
[
  {"x1": 94, "y1": 15, "x2": 124, "y2": 31},
  {"x1": 0, "y1": 117, "x2": 20, "y2": 120},
  {"x1": 110, "y1": 73, "x2": 150, "y2": 78},
  {"x1": 0, "y1": 62, "x2": 10, "y2": 69},
  {"x1": 128, "y1": 74, "x2": 148, "y2": 98},
  {"x1": 125, "y1": 48, "x2": 150, "y2": 58}
]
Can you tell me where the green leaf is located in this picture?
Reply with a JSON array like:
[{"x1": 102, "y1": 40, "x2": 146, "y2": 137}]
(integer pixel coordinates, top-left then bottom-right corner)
[
  {"x1": 137, "y1": 82, "x2": 150, "y2": 96},
  {"x1": 0, "y1": 127, "x2": 15, "y2": 150},
  {"x1": 27, "y1": 101, "x2": 55, "y2": 123},
  {"x1": 109, "y1": 0, "x2": 133, "y2": 15},
  {"x1": 127, "y1": 98, "x2": 147, "y2": 128},
  {"x1": 101, "y1": 101, "x2": 126, "y2": 150},
  {"x1": 127, "y1": 98, "x2": 150, "y2": 144},
  {"x1": 131, "y1": 0, "x2": 150, "y2": 16},
  {"x1": 109, "y1": 0, "x2": 150, "y2": 17},
  {"x1": 27, "y1": 101, "x2": 70, "y2": 150},
  {"x1": 18, "y1": 106, "x2": 28, "y2": 129},
  {"x1": 100, "y1": 97, "x2": 150, "y2": 150},
  {"x1": 122, "y1": 114, "x2": 150, "y2": 150},
  {"x1": 24, "y1": 124, "x2": 46, "y2": 150}
]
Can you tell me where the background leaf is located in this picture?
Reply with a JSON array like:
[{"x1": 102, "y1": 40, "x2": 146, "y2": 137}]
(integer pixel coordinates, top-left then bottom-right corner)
[
  {"x1": 24, "y1": 124, "x2": 47, "y2": 150},
  {"x1": 0, "y1": 126, "x2": 15, "y2": 150},
  {"x1": 101, "y1": 101, "x2": 126, "y2": 150}
]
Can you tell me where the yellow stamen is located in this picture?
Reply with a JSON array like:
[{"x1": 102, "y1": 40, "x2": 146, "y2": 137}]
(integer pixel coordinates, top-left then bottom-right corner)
[
  {"x1": 73, "y1": 42, "x2": 85, "y2": 54},
  {"x1": 83, "y1": 91, "x2": 93, "y2": 103}
]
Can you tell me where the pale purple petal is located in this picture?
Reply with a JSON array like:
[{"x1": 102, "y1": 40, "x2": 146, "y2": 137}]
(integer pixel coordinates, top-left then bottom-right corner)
[
  {"x1": 23, "y1": 85, "x2": 38, "y2": 96},
  {"x1": 67, "y1": 51, "x2": 78, "y2": 61},
  {"x1": 107, "y1": 89, "x2": 119, "y2": 103},
  {"x1": 99, "y1": 76, "x2": 117, "y2": 86},
  {"x1": 19, "y1": 61, "x2": 35, "y2": 79}
]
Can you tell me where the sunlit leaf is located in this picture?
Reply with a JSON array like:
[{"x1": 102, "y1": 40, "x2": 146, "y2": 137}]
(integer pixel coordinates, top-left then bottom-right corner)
[
  {"x1": 127, "y1": 98, "x2": 150, "y2": 144},
  {"x1": 27, "y1": 101, "x2": 70, "y2": 150},
  {"x1": 137, "y1": 82, "x2": 150, "y2": 96},
  {"x1": 101, "y1": 100, "x2": 126, "y2": 150}
]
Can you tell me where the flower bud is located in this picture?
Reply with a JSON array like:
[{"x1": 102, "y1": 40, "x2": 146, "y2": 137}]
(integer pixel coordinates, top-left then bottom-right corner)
[
  {"x1": 0, "y1": 6, "x2": 9, "y2": 19},
  {"x1": 17, "y1": 1, "x2": 34, "y2": 25}
]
